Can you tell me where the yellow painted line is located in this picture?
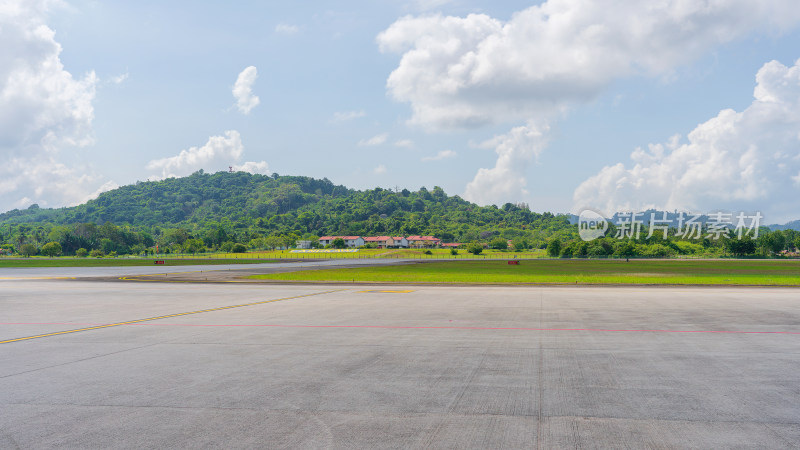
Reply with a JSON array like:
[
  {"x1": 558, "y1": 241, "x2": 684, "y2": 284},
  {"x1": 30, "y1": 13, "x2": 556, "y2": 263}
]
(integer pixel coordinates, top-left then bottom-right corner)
[
  {"x1": 358, "y1": 290, "x2": 415, "y2": 294},
  {"x1": 0, "y1": 289, "x2": 345, "y2": 345}
]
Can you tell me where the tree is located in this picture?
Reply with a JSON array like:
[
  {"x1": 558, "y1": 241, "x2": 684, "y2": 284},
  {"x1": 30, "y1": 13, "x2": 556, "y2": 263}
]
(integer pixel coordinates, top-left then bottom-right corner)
[
  {"x1": 332, "y1": 238, "x2": 346, "y2": 249},
  {"x1": 757, "y1": 232, "x2": 786, "y2": 256},
  {"x1": 467, "y1": 242, "x2": 483, "y2": 255},
  {"x1": 20, "y1": 243, "x2": 37, "y2": 257},
  {"x1": 614, "y1": 241, "x2": 637, "y2": 258},
  {"x1": 725, "y1": 237, "x2": 756, "y2": 257},
  {"x1": 546, "y1": 239, "x2": 561, "y2": 257},
  {"x1": 41, "y1": 242, "x2": 62, "y2": 257},
  {"x1": 489, "y1": 237, "x2": 508, "y2": 250},
  {"x1": 184, "y1": 239, "x2": 205, "y2": 254},
  {"x1": 231, "y1": 243, "x2": 247, "y2": 253},
  {"x1": 265, "y1": 235, "x2": 284, "y2": 250}
]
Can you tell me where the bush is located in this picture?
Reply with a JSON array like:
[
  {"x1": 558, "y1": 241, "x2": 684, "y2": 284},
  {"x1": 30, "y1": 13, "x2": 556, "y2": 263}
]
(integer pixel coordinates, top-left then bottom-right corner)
[
  {"x1": 423, "y1": 249, "x2": 432, "y2": 255},
  {"x1": 20, "y1": 243, "x2": 37, "y2": 257},
  {"x1": 75, "y1": 248, "x2": 88, "y2": 258},
  {"x1": 546, "y1": 239, "x2": 561, "y2": 257},
  {"x1": 467, "y1": 242, "x2": 483, "y2": 255},
  {"x1": 90, "y1": 249, "x2": 104, "y2": 258},
  {"x1": 41, "y1": 242, "x2": 62, "y2": 257},
  {"x1": 231, "y1": 243, "x2": 247, "y2": 253},
  {"x1": 489, "y1": 237, "x2": 508, "y2": 250},
  {"x1": 450, "y1": 248, "x2": 458, "y2": 255}
]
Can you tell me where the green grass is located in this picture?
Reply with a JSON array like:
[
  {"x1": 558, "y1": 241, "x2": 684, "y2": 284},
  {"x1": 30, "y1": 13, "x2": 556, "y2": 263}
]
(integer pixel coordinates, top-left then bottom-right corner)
[
  {"x1": 0, "y1": 257, "x2": 278, "y2": 268},
  {"x1": 249, "y1": 259, "x2": 800, "y2": 285},
  {"x1": 247, "y1": 248, "x2": 548, "y2": 259}
]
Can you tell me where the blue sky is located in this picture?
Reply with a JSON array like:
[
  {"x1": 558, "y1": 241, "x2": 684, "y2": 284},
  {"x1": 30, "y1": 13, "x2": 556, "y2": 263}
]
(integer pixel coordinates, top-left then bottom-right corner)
[{"x1": 3, "y1": 0, "x2": 800, "y2": 222}]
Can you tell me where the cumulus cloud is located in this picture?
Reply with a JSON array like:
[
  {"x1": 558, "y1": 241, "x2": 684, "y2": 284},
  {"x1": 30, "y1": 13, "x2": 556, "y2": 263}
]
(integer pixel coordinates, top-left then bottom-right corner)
[
  {"x1": 0, "y1": 156, "x2": 117, "y2": 209},
  {"x1": 573, "y1": 59, "x2": 800, "y2": 223},
  {"x1": 379, "y1": 1, "x2": 800, "y2": 206},
  {"x1": 379, "y1": 1, "x2": 800, "y2": 130},
  {"x1": 332, "y1": 110, "x2": 365, "y2": 122},
  {"x1": 0, "y1": 0, "x2": 116, "y2": 211},
  {"x1": 232, "y1": 66, "x2": 260, "y2": 114},
  {"x1": 421, "y1": 149, "x2": 456, "y2": 161},
  {"x1": 232, "y1": 160, "x2": 270, "y2": 175},
  {"x1": 358, "y1": 133, "x2": 388, "y2": 146},
  {"x1": 146, "y1": 130, "x2": 268, "y2": 180},
  {"x1": 373, "y1": 164, "x2": 387, "y2": 174},
  {"x1": 463, "y1": 122, "x2": 549, "y2": 205}
]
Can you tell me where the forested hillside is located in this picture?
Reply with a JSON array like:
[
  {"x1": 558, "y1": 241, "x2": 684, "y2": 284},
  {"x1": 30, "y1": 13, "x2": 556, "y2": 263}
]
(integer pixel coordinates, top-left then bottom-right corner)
[{"x1": 0, "y1": 171, "x2": 575, "y2": 255}]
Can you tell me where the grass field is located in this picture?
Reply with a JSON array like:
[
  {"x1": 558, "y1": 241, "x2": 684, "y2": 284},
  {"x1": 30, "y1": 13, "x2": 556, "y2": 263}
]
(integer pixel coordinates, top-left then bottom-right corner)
[
  {"x1": 249, "y1": 259, "x2": 800, "y2": 285},
  {"x1": 0, "y1": 257, "x2": 277, "y2": 268},
  {"x1": 246, "y1": 248, "x2": 548, "y2": 259}
]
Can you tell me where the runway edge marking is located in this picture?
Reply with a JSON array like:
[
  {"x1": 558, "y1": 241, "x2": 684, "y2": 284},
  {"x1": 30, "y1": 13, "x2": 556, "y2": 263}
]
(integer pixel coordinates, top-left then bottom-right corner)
[{"x1": 0, "y1": 289, "x2": 345, "y2": 345}]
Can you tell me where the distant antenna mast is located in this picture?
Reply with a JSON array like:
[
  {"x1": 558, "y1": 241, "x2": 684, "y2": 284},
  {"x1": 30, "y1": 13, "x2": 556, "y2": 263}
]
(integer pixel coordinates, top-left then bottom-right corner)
[{"x1": 229, "y1": 166, "x2": 233, "y2": 173}]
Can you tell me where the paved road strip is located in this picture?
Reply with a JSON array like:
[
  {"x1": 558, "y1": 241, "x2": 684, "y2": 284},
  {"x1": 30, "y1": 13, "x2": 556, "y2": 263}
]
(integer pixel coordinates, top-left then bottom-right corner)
[{"x1": 0, "y1": 289, "x2": 344, "y2": 344}]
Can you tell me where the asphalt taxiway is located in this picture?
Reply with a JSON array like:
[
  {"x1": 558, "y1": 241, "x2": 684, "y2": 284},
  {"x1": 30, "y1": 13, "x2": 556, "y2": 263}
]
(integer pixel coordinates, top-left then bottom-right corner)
[{"x1": 0, "y1": 267, "x2": 798, "y2": 448}]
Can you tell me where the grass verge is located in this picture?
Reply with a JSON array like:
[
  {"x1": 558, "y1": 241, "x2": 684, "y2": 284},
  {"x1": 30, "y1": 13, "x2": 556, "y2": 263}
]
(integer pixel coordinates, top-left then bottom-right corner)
[
  {"x1": 0, "y1": 258, "x2": 279, "y2": 268},
  {"x1": 248, "y1": 259, "x2": 800, "y2": 285}
]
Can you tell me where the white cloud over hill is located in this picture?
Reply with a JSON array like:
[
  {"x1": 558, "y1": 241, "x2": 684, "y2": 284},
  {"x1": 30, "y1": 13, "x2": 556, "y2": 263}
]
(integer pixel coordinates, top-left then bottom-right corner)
[
  {"x1": 573, "y1": 59, "x2": 800, "y2": 223},
  {"x1": 379, "y1": 0, "x2": 800, "y2": 206},
  {"x1": 0, "y1": 0, "x2": 115, "y2": 210},
  {"x1": 146, "y1": 131, "x2": 269, "y2": 180}
]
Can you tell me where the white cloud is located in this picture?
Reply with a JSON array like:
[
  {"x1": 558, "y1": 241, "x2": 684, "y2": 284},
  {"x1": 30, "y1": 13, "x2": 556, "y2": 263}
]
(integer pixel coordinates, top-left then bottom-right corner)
[
  {"x1": 147, "y1": 130, "x2": 245, "y2": 180},
  {"x1": 378, "y1": 1, "x2": 800, "y2": 130},
  {"x1": 232, "y1": 160, "x2": 270, "y2": 175},
  {"x1": 378, "y1": 0, "x2": 800, "y2": 208},
  {"x1": 332, "y1": 110, "x2": 365, "y2": 122},
  {"x1": 109, "y1": 72, "x2": 128, "y2": 85},
  {"x1": 573, "y1": 59, "x2": 800, "y2": 223},
  {"x1": 0, "y1": 0, "x2": 114, "y2": 211},
  {"x1": 463, "y1": 122, "x2": 549, "y2": 205},
  {"x1": 394, "y1": 139, "x2": 415, "y2": 148},
  {"x1": 358, "y1": 133, "x2": 388, "y2": 146},
  {"x1": 373, "y1": 164, "x2": 387, "y2": 174},
  {"x1": 232, "y1": 66, "x2": 260, "y2": 114},
  {"x1": 275, "y1": 23, "x2": 299, "y2": 34},
  {"x1": 146, "y1": 130, "x2": 269, "y2": 180},
  {"x1": 421, "y1": 149, "x2": 456, "y2": 162},
  {"x1": 0, "y1": 156, "x2": 116, "y2": 209}
]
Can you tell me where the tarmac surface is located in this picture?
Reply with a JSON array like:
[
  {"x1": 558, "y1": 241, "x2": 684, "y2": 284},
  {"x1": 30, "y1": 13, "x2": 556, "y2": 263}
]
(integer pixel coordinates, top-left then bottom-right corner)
[{"x1": 1, "y1": 267, "x2": 799, "y2": 448}]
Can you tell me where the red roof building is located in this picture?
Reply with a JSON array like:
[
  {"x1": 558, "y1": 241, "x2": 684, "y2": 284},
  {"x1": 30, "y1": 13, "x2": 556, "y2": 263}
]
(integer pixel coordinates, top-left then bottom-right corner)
[{"x1": 406, "y1": 235, "x2": 441, "y2": 248}]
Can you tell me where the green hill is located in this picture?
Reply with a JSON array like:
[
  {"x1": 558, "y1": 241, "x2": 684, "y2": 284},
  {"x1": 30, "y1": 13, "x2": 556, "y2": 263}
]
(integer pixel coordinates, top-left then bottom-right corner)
[{"x1": 0, "y1": 171, "x2": 574, "y2": 255}]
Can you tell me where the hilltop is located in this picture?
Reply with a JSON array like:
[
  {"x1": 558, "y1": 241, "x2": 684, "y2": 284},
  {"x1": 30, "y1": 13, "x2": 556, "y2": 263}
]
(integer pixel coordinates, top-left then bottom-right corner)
[{"x1": 0, "y1": 171, "x2": 574, "y2": 254}]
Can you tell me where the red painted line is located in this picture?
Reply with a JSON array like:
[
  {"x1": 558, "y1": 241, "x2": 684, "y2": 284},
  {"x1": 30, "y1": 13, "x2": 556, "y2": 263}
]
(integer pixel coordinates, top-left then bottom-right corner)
[{"x1": 2, "y1": 322, "x2": 799, "y2": 335}]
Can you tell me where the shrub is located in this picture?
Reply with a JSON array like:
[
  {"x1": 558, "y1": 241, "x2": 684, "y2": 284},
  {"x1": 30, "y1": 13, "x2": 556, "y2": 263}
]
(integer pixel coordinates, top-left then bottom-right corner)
[
  {"x1": 20, "y1": 243, "x2": 37, "y2": 257},
  {"x1": 41, "y1": 242, "x2": 62, "y2": 257},
  {"x1": 467, "y1": 242, "x2": 483, "y2": 255},
  {"x1": 90, "y1": 249, "x2": 104, "y2": 258},
  {"x1": 546, "y1": 239, "x2": 561, "y2": 257},
  {"x1": 231, "y1": 243, "x2": 247, "y2": 253},
  {"x1": 450, "y1": 248, "x2": 458, "y2": 255},
  {"x1": 75, "y1": 248, "x2": 88, "y2": 258}
]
